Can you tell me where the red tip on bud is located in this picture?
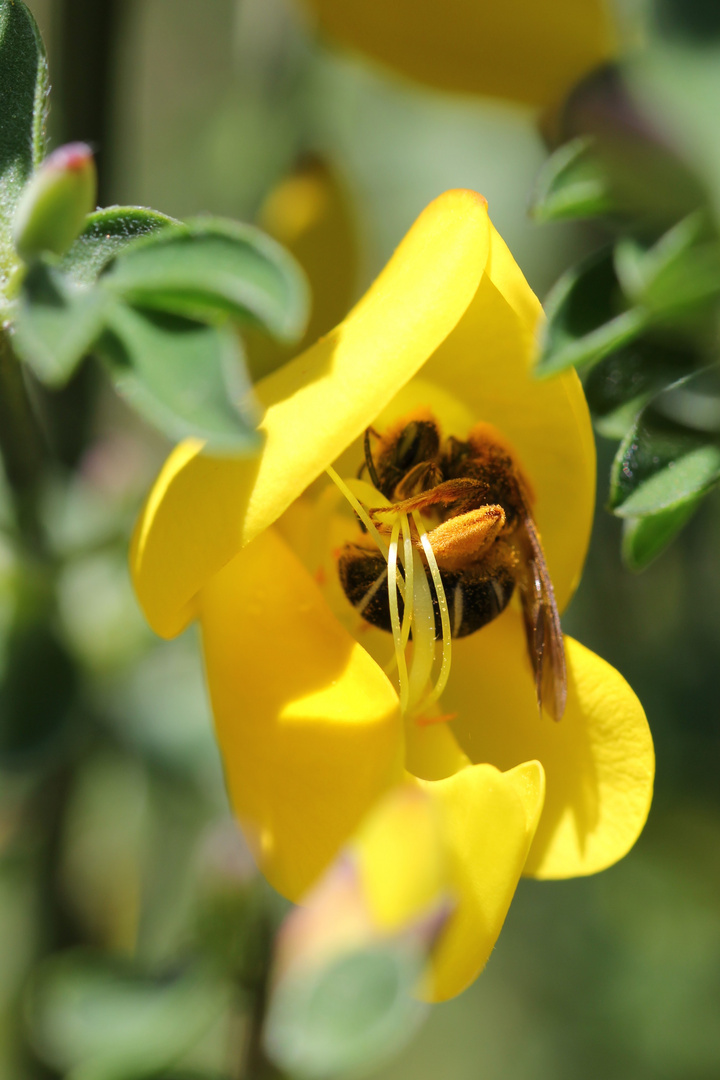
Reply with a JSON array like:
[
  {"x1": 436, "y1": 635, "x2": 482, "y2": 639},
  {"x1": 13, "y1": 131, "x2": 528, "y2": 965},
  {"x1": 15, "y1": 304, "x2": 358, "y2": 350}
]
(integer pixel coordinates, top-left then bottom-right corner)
[
  {"x1": 46, "y1": 142, "x2": 95, "y2": 173},
  {"x1": 13, "y1": 142, "x2": 97, "y2": 261}
]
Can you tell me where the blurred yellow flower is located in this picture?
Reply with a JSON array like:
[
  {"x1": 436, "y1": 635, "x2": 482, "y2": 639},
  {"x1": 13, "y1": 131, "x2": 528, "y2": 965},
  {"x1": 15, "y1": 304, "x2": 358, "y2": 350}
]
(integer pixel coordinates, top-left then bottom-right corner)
[
  {"x1": 130, "y1": 189, "x2": 654, "y2": 1000},
  {"x1": 299, "y1": 0, "x2": 617, "y2": 108},
  {"x1": 245, "y1": 159, "x2": 359, "y2": 381}
]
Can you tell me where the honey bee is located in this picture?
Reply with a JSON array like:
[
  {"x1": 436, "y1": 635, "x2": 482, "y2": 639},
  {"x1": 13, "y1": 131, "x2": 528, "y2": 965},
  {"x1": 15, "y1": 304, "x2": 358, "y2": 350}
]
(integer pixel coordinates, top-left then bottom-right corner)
[{"x1": 337, "y1": 410, "x2": 567, "y2": 720}]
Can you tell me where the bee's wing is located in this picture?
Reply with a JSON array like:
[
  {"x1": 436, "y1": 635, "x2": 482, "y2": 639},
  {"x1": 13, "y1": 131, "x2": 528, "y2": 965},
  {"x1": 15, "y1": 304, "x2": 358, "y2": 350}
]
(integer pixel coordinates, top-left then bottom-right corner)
[{"x1": 517, "y1": 509, "x2": 567, "y2": 722}]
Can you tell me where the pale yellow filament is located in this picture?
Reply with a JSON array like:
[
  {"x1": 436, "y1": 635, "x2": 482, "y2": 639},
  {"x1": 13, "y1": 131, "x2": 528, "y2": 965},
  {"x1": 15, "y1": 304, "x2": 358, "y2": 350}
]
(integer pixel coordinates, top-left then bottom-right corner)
[
  {"x1": 400, "y1": 514, "x2": 414, "y2": 650},
  {"x1": 326, "y1": 468, "x2": 452, "y2": 720},
  {"x1": 406, "y1": 544, "x2": 436, "y2": 714},
  {"x1": 387, "y1": 517, "x2": 409, "y2": 712},
  {"x1": 326, "y1": 466, "x2": 390, "y2": 558},
  {"x1": 413, "y1": 510, "x2": 453, "y2": 708}
]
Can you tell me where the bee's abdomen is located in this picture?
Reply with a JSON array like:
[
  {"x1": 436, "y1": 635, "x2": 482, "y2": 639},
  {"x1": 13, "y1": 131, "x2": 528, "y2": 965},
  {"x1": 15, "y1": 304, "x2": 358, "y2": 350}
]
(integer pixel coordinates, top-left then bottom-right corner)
[
  {"x1": 440, "y1": 563, "x2": 515, "y2": 637},
  {"x1": 338, "y1": 546, "x2": 398, "y2": 633},
  {"x1": 338, "y1": 543, "x2": 515, "y2": 639}
]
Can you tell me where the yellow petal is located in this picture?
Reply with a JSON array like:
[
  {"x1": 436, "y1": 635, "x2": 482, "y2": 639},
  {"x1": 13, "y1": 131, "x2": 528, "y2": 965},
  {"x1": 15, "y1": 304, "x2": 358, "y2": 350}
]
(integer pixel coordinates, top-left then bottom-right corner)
[
  {"x1": 444, "y1": 610, "x2": 655, "y2": 878},
  {"x1": 404, "y1": 717, "x2": 470, "y2": 783},
  {"x1": 198, "y1": 526, "x2": 402, "y2": 900},
  {"x1": 301, "y1": 0, "x2": 616, "y2": 108},
  {"x1": 354, "y1": 787, "x2": 447, "y2": 933},
  {"x1": 418, "y1": 760, "x2": 545, "y2": 1002},
  {"x1": 131, "y1": 189, "x2": 491, "y2": 638},
  {"x1": 422, "y1": 223, "x2": 596, "y2": 611}
]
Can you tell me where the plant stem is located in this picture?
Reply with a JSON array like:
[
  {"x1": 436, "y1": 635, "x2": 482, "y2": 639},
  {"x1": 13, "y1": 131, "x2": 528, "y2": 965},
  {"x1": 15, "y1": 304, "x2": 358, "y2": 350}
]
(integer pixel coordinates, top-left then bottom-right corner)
[
  {"x1": 0, "y1": 329, "x2": 46, "y2": 550},
  {"x1": 0, "y1": 335, "x2": 78, "y2": 1080},
  {"x1": 239, "y1": 905, "x2": 282, "y2": 1080},
  {"x1": 241, "y1": 987, "x2": 275, "y2": 1080}
]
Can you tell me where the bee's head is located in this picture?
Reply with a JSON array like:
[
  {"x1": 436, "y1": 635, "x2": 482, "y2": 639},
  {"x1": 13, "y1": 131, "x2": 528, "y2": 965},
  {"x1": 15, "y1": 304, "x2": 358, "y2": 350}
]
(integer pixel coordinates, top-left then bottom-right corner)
[
  {"x1": 392, "y1": 417, "x2": 440, "y2": 473},
  {"x1": 365, "y1": 411, "x2": 442, "y2": 499}
]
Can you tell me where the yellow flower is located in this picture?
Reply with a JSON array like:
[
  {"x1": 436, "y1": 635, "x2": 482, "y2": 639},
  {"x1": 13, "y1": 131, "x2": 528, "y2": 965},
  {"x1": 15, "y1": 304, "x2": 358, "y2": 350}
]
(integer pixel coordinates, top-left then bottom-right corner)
[
  {"x1": 298, "y1": 0, "x2": 617, "y2": 108},
  {"x1": 130, "y1": 189, "x2": 654, "y2": 1001}
]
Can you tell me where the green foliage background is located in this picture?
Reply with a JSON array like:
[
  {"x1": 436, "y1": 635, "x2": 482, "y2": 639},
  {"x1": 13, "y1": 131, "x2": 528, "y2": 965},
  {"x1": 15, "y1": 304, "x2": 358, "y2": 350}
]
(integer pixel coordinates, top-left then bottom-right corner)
[{"x1": 0, "y1": 1, "x2": 718, "y2": 1078}]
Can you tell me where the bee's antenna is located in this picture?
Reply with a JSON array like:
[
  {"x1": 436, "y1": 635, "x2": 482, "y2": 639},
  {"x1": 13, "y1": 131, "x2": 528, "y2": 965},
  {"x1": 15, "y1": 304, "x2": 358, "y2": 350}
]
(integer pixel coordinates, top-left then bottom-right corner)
[{"x1": 364, "y1": 427, "x2": 382, "y2": 490}]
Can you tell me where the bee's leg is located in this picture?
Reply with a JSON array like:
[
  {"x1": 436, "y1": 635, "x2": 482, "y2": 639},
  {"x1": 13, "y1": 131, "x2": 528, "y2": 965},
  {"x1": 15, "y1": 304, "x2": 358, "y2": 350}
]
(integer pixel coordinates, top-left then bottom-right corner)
[
  {"x1": 424, "y1": 505, "x2": 506, "y2": 571},
  {"x1": 370, "y1": 477, "x2": 485, "y2": 518},
  {"x1": 363, "y1": 427, "x2": 383, "y2": 488},
  {"x1": 393, "y1": 460, "x2": 444, "y2": 500}
]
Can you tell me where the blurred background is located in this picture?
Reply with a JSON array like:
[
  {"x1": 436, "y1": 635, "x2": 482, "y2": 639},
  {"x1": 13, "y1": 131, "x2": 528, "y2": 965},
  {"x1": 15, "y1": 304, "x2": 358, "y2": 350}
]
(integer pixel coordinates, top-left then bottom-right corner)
[{"x1": 2, "y1": 0, "x2": 719, "y2": 1077}]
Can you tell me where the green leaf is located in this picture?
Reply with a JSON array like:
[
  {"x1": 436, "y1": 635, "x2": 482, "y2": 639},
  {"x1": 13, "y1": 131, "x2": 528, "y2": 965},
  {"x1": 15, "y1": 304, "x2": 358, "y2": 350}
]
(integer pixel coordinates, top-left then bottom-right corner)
[
  {"x1": 537, "y1": 247, "x2": 647, "y2": 377},
  {"x1": 98, "y1": 303, "x2": 261, "y2": 451},
  {"x1": 265, "y1": 944, "x2": 428, "y2": 1080},
  {"x1": 656, "y1": 365, "x2": 720, "y2": 431},
  {"x1": 584, "y1": 336, "x2": 702, "y2": 439},
  {"x1": 0, "y1": 0, "x2": 49, "y2": 283},
  {"x1": 610, "y1": 408, "x2": 720, "y2": 516},
  {"x1": 613, "y1": 212, "x2": 711, "y2": 305},
  {"x1": 12, "y1": 262, "x2": 111, "y2": 385},
  {"x1": 621, "y1": 493, "x2": 704, "y2": 571},
  {"x1": 59, "y1": 206, "x2": 178, "y2": 287},
  {"x1": 26, "y1": 952, "x2": 231, "y2": 1080},
  {"x1": 641, "y1": 241, "x2": 720, "y2": 318},
  {"x1": 613, "y1": 213, "x2": 720, "y2": 323},
  {"x1": 530, "y1": 136, "x2": 615, "y2": 224},
  {"x1": 102, "y1": 217, "x2": 309, "y2": 343}
]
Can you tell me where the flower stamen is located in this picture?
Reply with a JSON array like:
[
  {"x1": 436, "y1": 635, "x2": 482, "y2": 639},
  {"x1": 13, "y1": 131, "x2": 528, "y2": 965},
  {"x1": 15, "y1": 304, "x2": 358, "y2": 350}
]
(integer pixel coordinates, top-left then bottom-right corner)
[
  {"x1": 325, "y1": 466, "x2": 392, "y2": 562},
  {"x1": 387, "y1": 517, "x2": 409, "y2": 712},
  {"x1": 326, "y1": 468, "x2": 453, "y2": 721},
  {"x1": 412, "y1": 511, "x2": 452, "y2": 709},
  {"x1": 400, "y1": 513, "x2": 414, "y2": 649}
]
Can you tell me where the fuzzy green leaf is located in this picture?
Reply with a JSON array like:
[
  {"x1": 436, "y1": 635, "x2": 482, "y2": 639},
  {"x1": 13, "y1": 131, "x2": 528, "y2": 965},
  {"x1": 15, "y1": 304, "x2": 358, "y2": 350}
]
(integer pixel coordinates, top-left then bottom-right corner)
[
  {"x1": 537, "y1": 247, "x2": 646, "y2": 377},
  {"x1": 531, "y1": 136, "x2": 615, "y2": 224},
  {"x1": 12, "y1": 263, "x2": 111, "y2": 385},
  {"x1": 265, "y1": 945, "x2": 428, "y2": 1080},
  {"x1": 584, "y1": 336, "x2": 702, "y2": 439},
  {"x1": 101, "y1": 217, "x2": 309, "y2": 343},
  {"x1": 0, "y1": 0, "x2": 49, "y2": 284},
  {"x1": 59, "y1": 206, "x2": 178, "y2": 287},
  {"x1": 610, "y1": 408, "x2": 720, "y2": 516},
  {"x1": 613, "y1": 212, "x2": 711, "y2": 306},
  {"x1": 98, "y1": 303, "x2": 260, "y2": 451},
  {"x1": 26, "y1": 952, "x2": 231, "y2": 1080},
  {"x1": 640, "y1": 240, "x2": 720, "y2": 318},
  {"x1": 621, "y1": 493, "x2": 704, "y2": 571}
]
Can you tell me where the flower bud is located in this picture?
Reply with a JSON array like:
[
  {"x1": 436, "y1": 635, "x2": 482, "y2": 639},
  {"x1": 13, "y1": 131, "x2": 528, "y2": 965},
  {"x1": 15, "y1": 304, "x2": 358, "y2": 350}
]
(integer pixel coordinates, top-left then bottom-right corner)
[{"x1": 13, "y1": 143, "x2": 97, "y2": 261}]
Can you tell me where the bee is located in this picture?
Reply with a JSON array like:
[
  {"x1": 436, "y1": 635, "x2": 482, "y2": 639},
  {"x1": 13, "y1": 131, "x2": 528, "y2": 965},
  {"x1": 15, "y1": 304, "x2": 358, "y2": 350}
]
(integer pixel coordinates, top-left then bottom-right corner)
[{"x1": 337, "y1": 409, "x2": 567, "y2": 720}]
